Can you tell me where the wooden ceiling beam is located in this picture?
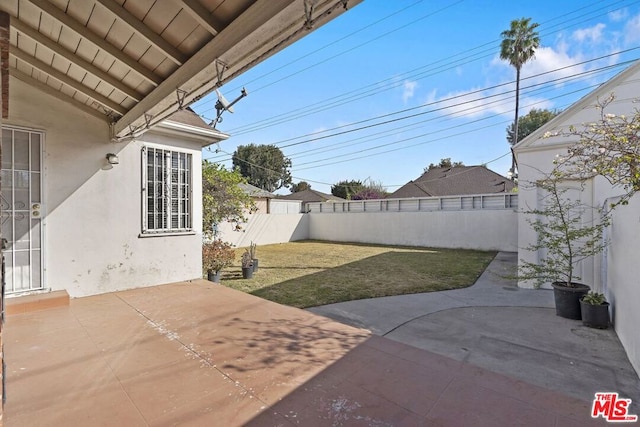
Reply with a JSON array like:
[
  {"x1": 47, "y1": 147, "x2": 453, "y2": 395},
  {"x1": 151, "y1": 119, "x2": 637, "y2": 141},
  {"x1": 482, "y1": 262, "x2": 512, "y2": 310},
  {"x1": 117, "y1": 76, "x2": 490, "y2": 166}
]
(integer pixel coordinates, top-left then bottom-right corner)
[
  {"x1": 177, "y1": 0, "x2": 224, "y2": 36},
  {"x1": 11, "y1": 19, "x2": 144, "y2": 102},
  {"x1": 94, "y1": 0, "x2": 187, "y2": 66},
  {"x1": 10, "y1": 47, "x2": 127, "y2": 115},
  {"x1": 26, "y1": 0, "x2": 162, "y2": 86},
  {"x1": 113, "y1": 0, "x2": 296, "y2": 137}
]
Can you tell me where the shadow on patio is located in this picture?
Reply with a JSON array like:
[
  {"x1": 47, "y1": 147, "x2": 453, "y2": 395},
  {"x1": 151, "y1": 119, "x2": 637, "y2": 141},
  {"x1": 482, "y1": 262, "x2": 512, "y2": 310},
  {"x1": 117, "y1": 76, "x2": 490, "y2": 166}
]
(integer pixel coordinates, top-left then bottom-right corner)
[{"x1": 4, "y1": 280, "x2": 607, "y2": 426}]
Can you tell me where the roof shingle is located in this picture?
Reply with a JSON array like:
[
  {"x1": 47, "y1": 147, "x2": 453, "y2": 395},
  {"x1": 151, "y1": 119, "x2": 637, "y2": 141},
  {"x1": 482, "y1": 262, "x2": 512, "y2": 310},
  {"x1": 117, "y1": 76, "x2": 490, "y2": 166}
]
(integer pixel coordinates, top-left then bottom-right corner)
[{"x1": 389, "y1": 166, "x2": 515, "y2": 198}]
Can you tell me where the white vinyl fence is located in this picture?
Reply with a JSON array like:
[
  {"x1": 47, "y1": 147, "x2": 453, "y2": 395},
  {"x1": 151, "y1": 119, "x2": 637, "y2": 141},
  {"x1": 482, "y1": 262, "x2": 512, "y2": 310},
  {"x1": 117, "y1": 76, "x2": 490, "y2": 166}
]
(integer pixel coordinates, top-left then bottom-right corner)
[{"x1": 307, "y1": 193, "x2": 518, "y2": 213}]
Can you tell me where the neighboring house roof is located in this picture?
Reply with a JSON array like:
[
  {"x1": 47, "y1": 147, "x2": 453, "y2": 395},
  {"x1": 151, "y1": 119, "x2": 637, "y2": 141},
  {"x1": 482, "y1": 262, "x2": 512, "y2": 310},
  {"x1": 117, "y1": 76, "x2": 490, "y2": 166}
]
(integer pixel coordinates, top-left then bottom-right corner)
[
  {"x1": 388, "y1": 166, "x2": 515, "y2": 198},
  {"x1": 514, "y1": 60, "x2": 640, "y2": 152},
  {"x1": 238, "y1": 183, "x2": 275, "y2": 199},
  {"x1": 277, "y1": 189, "x2": 345, "y2": 203}
]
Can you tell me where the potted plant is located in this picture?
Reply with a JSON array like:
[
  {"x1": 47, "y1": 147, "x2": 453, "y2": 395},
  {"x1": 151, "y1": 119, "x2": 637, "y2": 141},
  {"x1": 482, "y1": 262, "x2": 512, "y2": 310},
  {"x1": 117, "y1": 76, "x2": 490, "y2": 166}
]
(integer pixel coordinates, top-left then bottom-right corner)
[
  {"x1": 249, "y1": 241, "x2": 258, "y2": 272},
  {"x1": 202, "y1": 239, "x2": 235, "y2": 283},
  {"x1": 580, "y1": 292, "x2": 610, "y2": 329},
  {"x1": 241, "y1": 249, "x2": 254, "y2": 279},
  {"x1": 519, "y1": 177, "x2": 609, "y2": 319}
]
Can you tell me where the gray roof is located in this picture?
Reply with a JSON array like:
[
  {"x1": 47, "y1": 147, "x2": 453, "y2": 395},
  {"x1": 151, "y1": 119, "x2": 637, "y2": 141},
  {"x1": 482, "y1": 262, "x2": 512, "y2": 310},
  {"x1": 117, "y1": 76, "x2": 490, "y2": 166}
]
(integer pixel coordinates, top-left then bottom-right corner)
[
  {"x1": 238, "y1": 183, "x2": 274, "y2": 198},
  {"x1": 388, "y1": 166, "x2": 515, "y2": 198},
  {"x1": 276, "y1": 189, "x2": 345, "y2": 203},
  {"x1": 164, "y1": 107, "x2": 211, "y2": 130}
]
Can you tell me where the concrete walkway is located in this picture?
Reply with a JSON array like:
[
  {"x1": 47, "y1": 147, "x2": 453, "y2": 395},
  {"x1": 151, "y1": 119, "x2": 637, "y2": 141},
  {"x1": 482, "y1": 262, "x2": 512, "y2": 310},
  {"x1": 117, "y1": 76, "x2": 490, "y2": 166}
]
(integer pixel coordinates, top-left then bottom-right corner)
[
  {"x1": 4, "y1": 275, "x2": 627, "y2": 426},
  {"x1": 309, "y1": 252, "x2": 640, "y2": 412}
]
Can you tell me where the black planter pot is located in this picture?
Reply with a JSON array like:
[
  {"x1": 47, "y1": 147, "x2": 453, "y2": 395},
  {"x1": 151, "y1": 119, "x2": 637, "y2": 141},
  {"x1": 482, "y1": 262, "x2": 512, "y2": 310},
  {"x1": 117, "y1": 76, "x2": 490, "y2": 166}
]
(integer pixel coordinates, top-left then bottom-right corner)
[
  {"x1": 580, "y1": 301, "x2": 610, "y2": 329},
  {"x1": 252, "y1": 259, "x2": 259, "y2": 272},
  {"x1": 242, "y1": 266, "x2": 253, "y2": 279},
  {"x1": 207, "y1": 270, "x2": 221, "y2": 283},
  {"x1": 551, "y1": 282, "x2": 590, "y2": 320}
]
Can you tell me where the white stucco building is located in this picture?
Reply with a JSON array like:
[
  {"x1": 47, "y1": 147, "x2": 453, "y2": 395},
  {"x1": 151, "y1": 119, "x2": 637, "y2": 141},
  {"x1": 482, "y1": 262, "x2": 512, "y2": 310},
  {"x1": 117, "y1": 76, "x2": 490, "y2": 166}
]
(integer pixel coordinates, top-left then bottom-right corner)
[
  {"x1": 0, "y1": 1, "x2": 362, "y2": 299},
  {"x1": 3, "y1": 86, "x2": 227, "y2": 297},
  {"x1": 514, "y1": 60, "x2": 640, "y2": 374}
]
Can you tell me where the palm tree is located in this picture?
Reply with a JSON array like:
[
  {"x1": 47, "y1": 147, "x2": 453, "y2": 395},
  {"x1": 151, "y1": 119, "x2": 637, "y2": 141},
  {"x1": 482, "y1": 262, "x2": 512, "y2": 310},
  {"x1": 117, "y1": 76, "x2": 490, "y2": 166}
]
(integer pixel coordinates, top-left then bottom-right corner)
[{"x1": 500, "y1": 17, "x2": 540, "y2": 178}]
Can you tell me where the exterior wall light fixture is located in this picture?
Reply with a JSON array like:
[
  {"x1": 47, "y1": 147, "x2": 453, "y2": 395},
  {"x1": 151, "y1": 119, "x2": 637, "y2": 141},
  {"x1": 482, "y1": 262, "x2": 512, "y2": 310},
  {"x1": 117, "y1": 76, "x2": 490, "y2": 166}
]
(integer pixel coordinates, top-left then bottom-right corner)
[{"x1": 106, "y1": 153, "x2": 119, "y2": 165}]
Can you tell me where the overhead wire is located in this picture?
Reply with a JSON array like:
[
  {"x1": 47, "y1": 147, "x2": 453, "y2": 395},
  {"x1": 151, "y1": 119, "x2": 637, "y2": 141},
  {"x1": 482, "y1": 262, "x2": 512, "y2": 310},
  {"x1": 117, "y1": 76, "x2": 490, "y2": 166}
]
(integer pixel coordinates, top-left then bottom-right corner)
[
  {"x1": 204, "y1": 56, "x2": 636, "y2": 187},
  {"x1": 193, "y1": 0, "x2": 460, "y2": 112},
  {"x1": 199, "y1": 0, "x2": 639, "y2": 135},
  {"x1": 204, "y1": 56, "x2": 637, "y2": 165},
  {"x1": 200, "y1": 1, "x2": 640, "y2": 189}
]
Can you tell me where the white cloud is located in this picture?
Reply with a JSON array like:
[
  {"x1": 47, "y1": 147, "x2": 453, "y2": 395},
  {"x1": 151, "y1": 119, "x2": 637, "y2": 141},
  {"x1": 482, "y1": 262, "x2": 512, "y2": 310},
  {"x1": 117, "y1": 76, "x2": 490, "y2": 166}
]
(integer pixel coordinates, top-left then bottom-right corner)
[
  {"x1": 623, "y1": 13, "x2": 640, "y2": 44},
  {"x1": 572, "y1": 23, "x2": 606, "y2": 43},
  {"x1": 424, "y1": 16, "x2": 635, "y2": 124},
  {"x1": 402, "y1": 80, "x2": 418, "y2": 103},
  {"x1": 521, "y1": 46, "x2": 585, "y2": 82},
  {"x1": 428, "y1": 84, "x2": 552, "y2": 121},
  {"x1": 609, "y1": 9, "x2": 628, "y2": 22}
]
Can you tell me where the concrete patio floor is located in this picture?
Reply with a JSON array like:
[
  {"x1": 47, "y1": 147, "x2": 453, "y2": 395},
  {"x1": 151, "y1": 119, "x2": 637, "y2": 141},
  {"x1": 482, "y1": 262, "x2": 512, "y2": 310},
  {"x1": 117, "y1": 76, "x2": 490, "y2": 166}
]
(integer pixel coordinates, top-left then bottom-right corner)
[
  {"x1": 309, "y1": 252, "x2": 640, "y2": 412},
  {"x1": 3, "y1": 277, "x2": 627, "y2": 426}
]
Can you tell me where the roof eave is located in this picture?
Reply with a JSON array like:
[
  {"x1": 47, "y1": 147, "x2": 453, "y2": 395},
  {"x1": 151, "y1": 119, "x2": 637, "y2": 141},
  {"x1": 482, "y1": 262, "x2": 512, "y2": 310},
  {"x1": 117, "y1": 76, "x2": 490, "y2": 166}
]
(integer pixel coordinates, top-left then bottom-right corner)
[{"x1": 150, "y1": 119, "x2": 229, "y2": 146}]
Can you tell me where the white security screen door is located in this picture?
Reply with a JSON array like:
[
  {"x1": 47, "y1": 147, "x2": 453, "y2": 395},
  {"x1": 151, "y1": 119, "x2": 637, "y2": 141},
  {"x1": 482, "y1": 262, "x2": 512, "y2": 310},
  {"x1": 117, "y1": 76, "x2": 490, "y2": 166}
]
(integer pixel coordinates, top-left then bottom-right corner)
[{"x1": 1, "y1": 127, "x2": 43, "y2": 294}]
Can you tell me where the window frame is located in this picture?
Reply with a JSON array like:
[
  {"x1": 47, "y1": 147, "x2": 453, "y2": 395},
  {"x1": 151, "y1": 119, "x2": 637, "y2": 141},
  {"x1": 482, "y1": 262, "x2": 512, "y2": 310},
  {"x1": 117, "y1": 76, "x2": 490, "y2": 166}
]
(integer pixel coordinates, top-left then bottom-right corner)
[{"x1": 141, "y1": 145, "x2": 194, "y2": 236}]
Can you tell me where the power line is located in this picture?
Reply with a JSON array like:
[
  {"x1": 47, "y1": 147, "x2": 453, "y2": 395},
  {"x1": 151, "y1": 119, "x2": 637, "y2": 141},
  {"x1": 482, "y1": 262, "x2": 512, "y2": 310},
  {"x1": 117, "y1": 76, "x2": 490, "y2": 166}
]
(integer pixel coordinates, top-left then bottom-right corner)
[
  {"x1": 204, "y1": 56, "x2": 637, "y2": 165},
  {"x1": 193, "y1": 0, "x2": 461, "y2": 112},
  {"x1": 197, "y1": 0, "x2": 639, "y2": 134},
  {"x1": 203, "y1": 60, "x2": 637, "y2": 185}
]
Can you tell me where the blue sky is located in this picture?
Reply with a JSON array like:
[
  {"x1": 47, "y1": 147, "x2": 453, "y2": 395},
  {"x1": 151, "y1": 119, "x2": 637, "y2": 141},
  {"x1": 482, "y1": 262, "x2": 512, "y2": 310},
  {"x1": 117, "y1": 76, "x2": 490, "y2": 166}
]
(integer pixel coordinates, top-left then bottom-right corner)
[{"x1": 192, "y1": 0, "x2": 640, "y2": 195}]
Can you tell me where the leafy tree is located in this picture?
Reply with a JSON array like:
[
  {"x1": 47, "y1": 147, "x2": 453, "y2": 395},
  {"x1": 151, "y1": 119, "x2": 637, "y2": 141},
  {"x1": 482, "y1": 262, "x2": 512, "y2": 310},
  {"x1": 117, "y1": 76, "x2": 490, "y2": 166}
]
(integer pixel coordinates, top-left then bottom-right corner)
[
  {"x1": 500, "y1": 17, "x2": 540, "y2": 172},
  {"x1": 507, "y1": 108, "x2": 560, "y2": 146},
  {"x1": 352, "y1": 188, "x2": 387, "y2": 200},
  {"x1": 518, "y1": 176, "x2": 609, "y2": 288},
  {"x1": 331, "y1": 179, "x2": 364, "y2": 199},
  {"x1": 351, "y1": 179, "x2": 388, "y2": 200},
  {"x1": 426, "y1": 158, "x2": 464, "y2": 171},
  {"x1": 551, "y1": 95, "x2": 640, "y2": 207},
  {"x1": 232, "y1": 144, "x2": 292, "y2": 192},
  {"x1": 291, "y1": 181, "x2": 311, "y2": 193},
  {"x1": 202, "y1": 161, "x2": 256, "y2": 237}
]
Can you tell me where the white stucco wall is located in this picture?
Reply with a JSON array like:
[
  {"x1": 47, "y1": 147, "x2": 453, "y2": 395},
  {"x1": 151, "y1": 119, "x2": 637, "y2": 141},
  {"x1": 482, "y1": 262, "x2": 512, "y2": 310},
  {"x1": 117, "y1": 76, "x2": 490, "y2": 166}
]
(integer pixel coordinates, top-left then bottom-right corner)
[
  {"x1": 515, "y1": 148, "x2": 601, "y2": 290},
  {"x1": 514, "y1": 63, "x2": 640, "y2": 375},
  {"x1": 308, "y1": 210, "x2": 518, "y2": 251},
  {"x1": 518, "y1": 143, "x2": 640, "y2": 375},
  {"x1": 605, "y1": 196, "x2": 640, "y2": 374},
  {"x1": 217, "y1": 214, "x2": 308, "y2": 248},
  {"x1": 6, "y1": 77, "x2": 204, "y2": 297}
]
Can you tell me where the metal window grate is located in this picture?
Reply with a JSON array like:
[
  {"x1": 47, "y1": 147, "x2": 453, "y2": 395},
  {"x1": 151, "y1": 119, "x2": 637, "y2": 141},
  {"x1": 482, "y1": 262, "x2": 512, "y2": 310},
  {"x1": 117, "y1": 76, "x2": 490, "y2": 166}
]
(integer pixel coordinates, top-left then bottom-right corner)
[{"x1": 143, "y1": 147, "x2": 192, "y2": 233}]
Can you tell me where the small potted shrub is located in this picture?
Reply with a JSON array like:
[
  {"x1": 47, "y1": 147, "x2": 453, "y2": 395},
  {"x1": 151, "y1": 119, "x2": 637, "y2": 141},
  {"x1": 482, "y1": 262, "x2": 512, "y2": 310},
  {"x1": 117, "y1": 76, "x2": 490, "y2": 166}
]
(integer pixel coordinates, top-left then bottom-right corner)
[
  {"x1": 580, "y1": 292, "x2": 610, "y2": 329},
  {"x1": 241, "y1": 249, "x2": 254, "y2": 279},
  {"x1": 519, "y1": 177, "x2": 609, "y2": 319},
  {"x1": 202, "y1": 239, "x2": 235, "y2": 283}
]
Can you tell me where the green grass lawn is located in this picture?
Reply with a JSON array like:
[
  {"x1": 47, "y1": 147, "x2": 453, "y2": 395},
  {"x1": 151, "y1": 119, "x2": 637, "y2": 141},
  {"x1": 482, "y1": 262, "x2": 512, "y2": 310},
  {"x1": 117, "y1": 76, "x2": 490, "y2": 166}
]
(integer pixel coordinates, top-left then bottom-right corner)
[{"x1": 217, "y1": 241, "x2": 496, "y2": 308}]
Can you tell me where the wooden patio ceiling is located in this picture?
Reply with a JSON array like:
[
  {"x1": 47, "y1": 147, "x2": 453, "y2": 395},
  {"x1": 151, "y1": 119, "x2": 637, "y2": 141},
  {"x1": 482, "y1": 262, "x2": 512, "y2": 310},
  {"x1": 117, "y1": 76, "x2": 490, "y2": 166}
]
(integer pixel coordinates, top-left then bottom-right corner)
[{"x1": 1, "y1": 0, "x2": 361, "y2": 139}]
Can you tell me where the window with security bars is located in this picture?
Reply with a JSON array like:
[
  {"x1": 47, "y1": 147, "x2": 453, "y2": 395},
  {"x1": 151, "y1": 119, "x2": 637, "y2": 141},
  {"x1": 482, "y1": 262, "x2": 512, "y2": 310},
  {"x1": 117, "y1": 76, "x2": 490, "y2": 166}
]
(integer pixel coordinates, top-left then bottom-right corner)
[{"x1": 142, "y1": 147, "x2": 192, "y2": 234}]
